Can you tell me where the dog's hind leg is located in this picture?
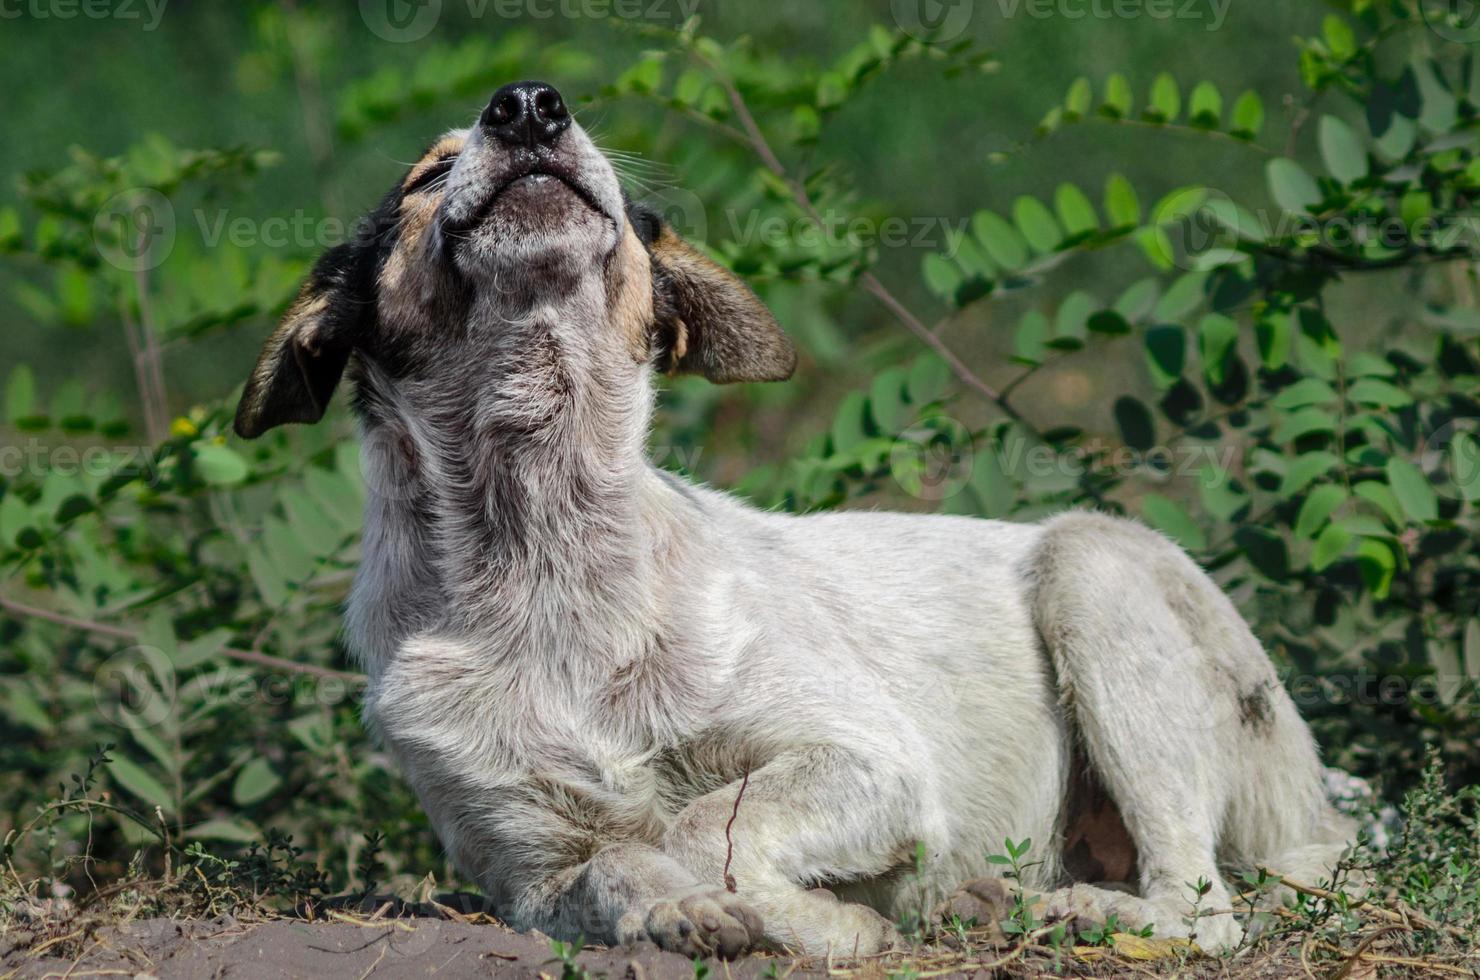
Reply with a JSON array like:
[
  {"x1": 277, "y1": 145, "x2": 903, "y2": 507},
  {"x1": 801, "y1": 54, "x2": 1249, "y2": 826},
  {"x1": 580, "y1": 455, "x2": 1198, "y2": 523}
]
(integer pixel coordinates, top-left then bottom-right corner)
[{"x1": 1026, "y1": 512, "x2": 1351, "y2": 949}]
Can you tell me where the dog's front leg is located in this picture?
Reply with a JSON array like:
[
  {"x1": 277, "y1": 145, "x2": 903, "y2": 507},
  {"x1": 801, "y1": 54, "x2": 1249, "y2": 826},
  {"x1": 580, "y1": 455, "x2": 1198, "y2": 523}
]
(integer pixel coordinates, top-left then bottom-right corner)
[
  {"x1": 660, "y1": 745, "x2": 913, "y2": 955},
  {"x1": 528, "y1": 842, "x2": 764, "y2": 959}
]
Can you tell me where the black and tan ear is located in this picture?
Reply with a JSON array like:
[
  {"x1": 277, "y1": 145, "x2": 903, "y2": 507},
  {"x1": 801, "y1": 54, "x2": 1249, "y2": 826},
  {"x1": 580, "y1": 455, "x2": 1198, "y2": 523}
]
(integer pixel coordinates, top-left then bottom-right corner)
[
  {"x1": 649, "y1": 226, "x2": 796, "y2": 384},
  {"x1": 234, "y1": 244, "x2": 368, "y2": 439}
]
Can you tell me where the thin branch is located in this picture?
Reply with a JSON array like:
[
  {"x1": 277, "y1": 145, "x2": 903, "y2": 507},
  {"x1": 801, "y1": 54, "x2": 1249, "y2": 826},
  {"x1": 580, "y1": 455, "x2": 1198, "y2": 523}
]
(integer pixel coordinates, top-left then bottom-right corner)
[
  {"x1": 0, "y1": 592, "x2": 366, "y2": 684},
  {"x1": 695, "y1": 53, "x2": 1035, "y2": 426},
  {"x1": 722, "y1": 767, "x2": 750, "y2": 893}
]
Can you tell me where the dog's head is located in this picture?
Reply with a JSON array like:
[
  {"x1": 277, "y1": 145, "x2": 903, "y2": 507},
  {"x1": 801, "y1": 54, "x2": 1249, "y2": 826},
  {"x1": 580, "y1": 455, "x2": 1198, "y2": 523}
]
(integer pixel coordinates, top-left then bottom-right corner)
[{"x1": 234, "y1": 81, "x2": 795, "y2": 439}]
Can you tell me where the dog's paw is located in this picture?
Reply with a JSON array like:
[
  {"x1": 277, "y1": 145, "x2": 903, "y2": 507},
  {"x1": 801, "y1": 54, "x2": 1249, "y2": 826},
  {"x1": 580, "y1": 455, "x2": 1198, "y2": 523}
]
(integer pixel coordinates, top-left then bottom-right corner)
[
  {"x1": 630, "y1": 887, "x2": 764, "y2": 960},
  {"x1": 935, "y1": 878, "x2": 1017, "y2": 940}
]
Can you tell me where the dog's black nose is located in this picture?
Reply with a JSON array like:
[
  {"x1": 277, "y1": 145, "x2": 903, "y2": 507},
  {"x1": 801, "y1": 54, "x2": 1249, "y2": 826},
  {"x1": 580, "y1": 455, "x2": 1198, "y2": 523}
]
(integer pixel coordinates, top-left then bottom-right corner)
[{"x1": 481, "y1": 81, "x2": 571, "y2": 148}]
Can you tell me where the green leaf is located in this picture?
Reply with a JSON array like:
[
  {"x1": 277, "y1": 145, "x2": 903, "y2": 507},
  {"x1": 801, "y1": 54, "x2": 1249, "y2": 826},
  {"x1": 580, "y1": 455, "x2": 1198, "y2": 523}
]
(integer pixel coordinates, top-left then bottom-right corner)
[
  {"x1": 972, "y1": 211, "x2": 1028, "y2": 270},
  {"x1": 1053, "y1": 291, "x2": 1096, "y2": 345},
  {"x1": 922, "y1": 253, "x2": 965, "y2": 302},
  {"x1": 248, "y1": 547, "x2": 290, "y2": 609},
  {"x1": 907, "y1": 354, "x2": 951, "y2": 406},
  {"x1": 1064, "y1": 76, "x2": 1093, "y2": 119},
  {"x1": 1147, "y1": 72, "x2": 1181, "y2": 122},
  {"x1": 1230, "y1": 91, "x2": 1264, "y2": 138},
  {"x1": 1115, "y1": 278, "x2": 1161, "y2": 322},
  {"x1": 1273, "y1": 407, "x2": 1337, "y2": 443},
  {"x1": 1317, "y1": 116, "x2": 1368, "y2": 184},
  {"x1": 0, "y1": 206, "x2": 21, "y2": 248},
  {"x1": 0, "y1": 494, "x2": 35, "y2": 549},
  {"x1": 1103, "y1": 173, "x2": 1140, "y2": 228},
  {"x1": 1198, "y1": 466, "x2": 1248, "y2": 521},
  {"x1": 1354, "y1": 480, "x2": 1404, "y2": 527},
  {"x1": 1385, "y1": 457, "x2": 1438, "y2": 523},
  {"x1": 1102, "y1": 73, "x2": 1133, "y2": 118},
  {"x1": 969, "y1": 447, "x2": 1016, "y2": 519},
  {"x1": 1271, "y1": 378, "x2": 1338, "y2": 410},
  {"x1": 109, "y1": 756, "x2": 173, "y2": 816},
  {"x1": 264, "y1": 514, "x2": 316, "y2": 583},
  {"x1": 831, "y1": 391, "x2": 869, "y2": 454},
  {"x1": 1267, "y1": 158, "x2": 1322, "y2": 213},
  {"x1": 1012, "y1": 197, "x2": 1061, "y2": 254},
  {"x1": 1355, "y1": 538, "x2": 1396, "y2": 598},
  {"x1": 194, "y1": 443, "x2": 249, "y2": 486},
  {"x1": 1087, "y1": 310, "x2": 1131, "y2": 336},
  {"x1": 1113, "y1": 397, "x2": 1156, "y2": 452},
  {"x1": 1295, "y1": 484, "x2": 1347, "y2": 539},
  {"x1": 1310, "y1": 522, "x2": 1354, "y2": 571},
  {"x1": 1414, "y1": 58, "x2": 1458, "y2": 133},
  {"x1": 1255, "y1": 313, "x2": 1292, "y2": 369},
  {"x1": 1054, "y1": 183, "x2": 1098, "y2": 237},
  {"x1": 1346, "y1": 378, "x2": 1413, "y2": 408},
  {"x1": 1153, "y1": 272, "x2": 1207, "y2": 322},
  {"x1": 231, "y1": 757, "x2": 282, "y2": 807},
  {"x1": 1015, "y1": 311, "x2": 1049, "y2": 365},
  {"x1": 5, "y1": 364, "x2": 35, "y2": 425},
  {"x1": 1322, "y1": 15, "x2": 1356, "y2": 59},
  {"x1": 1188, "y1": 81, "x2": 1222, "y2": 127},
  {"x1": 1236, "y1": 527, "x2": 1289, "y2": 580},
  {"x1": 1142, "y1": 494, "x2": 1206, "y2": 551},
  {"x1": 1144, "y1": 326, "x2": 1186, "y2": 387},
  {"x1": 1197, "y1": 314, "x2": 1239, "y2": 385},
  {"x1": 869, "y1": 368, "x2": 910, "y2": 434},
  {"x1": 1281, "y1": 452, "x2": 1340, "y2": 497}
]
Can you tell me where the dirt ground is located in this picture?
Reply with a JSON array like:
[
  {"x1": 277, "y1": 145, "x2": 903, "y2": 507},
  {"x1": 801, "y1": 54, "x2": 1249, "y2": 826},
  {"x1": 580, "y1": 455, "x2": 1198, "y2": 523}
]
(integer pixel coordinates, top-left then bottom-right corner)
[
  {"x1": 6, "y1": 887, "x2": 1475, "y2": 979},
  {"x1": 7, "y1": 915, "x2": 780, "y2": 980}
]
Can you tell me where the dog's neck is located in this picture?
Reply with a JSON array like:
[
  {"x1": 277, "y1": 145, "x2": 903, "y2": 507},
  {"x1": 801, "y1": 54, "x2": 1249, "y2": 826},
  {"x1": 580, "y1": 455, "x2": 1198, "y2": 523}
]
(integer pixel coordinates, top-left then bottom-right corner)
[{"x1": 346, "y1": 309, "x2": 684, "y2": 675}]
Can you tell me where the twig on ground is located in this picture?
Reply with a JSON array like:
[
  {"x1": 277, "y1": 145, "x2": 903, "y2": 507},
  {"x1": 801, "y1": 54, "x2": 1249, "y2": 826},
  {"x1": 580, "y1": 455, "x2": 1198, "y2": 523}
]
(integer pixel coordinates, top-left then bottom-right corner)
[{"x1": 722, "y1": 768, "x2": 750, "y2": 893}]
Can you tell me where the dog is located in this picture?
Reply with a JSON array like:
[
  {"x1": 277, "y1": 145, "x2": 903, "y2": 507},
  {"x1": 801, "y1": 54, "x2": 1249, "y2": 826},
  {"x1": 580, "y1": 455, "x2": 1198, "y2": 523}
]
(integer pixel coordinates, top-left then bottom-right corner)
[{"x1": 233, "y1": 81, "x2": 1357, "y2": 957}]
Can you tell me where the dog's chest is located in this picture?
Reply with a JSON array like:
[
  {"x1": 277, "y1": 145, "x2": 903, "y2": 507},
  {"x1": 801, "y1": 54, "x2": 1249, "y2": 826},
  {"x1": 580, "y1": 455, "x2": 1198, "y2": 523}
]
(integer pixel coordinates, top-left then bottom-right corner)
[{"x1": 369, "y1": 632, "x2": 727, "y2": 828}]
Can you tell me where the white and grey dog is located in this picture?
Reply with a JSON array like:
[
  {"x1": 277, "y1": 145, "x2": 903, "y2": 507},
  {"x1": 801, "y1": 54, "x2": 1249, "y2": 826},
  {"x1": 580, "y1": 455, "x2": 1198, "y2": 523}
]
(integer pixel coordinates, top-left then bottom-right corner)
[{"x1": 234, "y1": 82, "x2": 1356, "y2": 957}]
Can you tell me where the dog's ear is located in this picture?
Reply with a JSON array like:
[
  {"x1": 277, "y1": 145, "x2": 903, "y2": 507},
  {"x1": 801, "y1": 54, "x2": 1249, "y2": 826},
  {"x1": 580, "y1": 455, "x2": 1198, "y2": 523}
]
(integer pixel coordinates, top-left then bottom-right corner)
[
  {"x1": 648, "y1": 224, "x2": 796, "y2": 384},
  {"x1": 234, "y1": 244, "x2": 370, "y2": 439}
]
